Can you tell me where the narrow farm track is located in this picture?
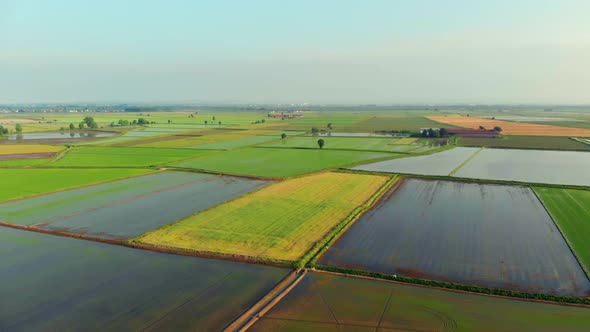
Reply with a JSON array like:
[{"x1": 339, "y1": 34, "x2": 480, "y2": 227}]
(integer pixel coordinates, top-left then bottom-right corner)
[{"x1": 224, "y1": 269, "x2": 307, "y2": 332}]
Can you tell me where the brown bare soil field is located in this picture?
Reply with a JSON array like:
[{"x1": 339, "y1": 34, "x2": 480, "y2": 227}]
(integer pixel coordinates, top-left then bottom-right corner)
[
  {"x1": 428, "y1": 115, "x2": 590, "y2": 137},
  {"x1": 0, "y1": 152, "x2": 55, "y2": 160}
]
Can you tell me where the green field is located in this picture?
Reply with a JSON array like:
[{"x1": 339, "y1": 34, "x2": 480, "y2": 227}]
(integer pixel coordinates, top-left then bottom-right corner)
[
  {"x1": 0, "y1": 168, "x2": 152, "y2": 202},
  {"x1": 268, "y1": 111, "x2": 451, "y2": 132},
  {"x1": 261, "y1": 136, "x2": 438, "y2": 153},
  {"x1": 251, "y1": 272, "x2": 590, "y2": 332},
  {"x1": 136, "y1": 172, "x2": 389, "y2": 261},
  {"x1": 458, "y1": 136, "x2": 590, "y2": 151},
  {"x1": 189, "y1": 134, "x2": 283, "y2": 150},
  {"x1": 534, "y1": 187, "x2": 590, "y2": 275},
  {"x1": 171, "y1": 147, "x2": 393, "y2": 177},
  {"x1": 52, "y1": 146, "x2": 211, "y2": 167}
]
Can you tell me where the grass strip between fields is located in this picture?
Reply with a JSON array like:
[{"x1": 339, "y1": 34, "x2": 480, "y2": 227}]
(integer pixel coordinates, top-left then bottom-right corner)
[
  {"x1": 448, "y1": 147, "x2": 483, "y2": 176},
  {"x1": 300, "y1": 175, "x2": 399, "y2": 268}
]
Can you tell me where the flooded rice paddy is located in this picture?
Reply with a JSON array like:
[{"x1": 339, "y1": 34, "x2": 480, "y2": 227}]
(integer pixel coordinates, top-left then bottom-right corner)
[
  {"x1": 454, "y1": 149, "x2": 590, "y2": 186},
  {"x1": 0, "y1": 171, "x2": 271, "y2": 239},
  {"x1": 351, "y1": 147, "x2": 479, "y2": 176},
  {"x1": 319, "y1": 178, "x2": 590, "y2": 296},
  {"x1": 0, "y1": 227, "x2": 287, "y2": 331}
]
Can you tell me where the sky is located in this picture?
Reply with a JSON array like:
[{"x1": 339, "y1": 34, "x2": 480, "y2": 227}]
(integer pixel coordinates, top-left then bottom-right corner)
[{"x1": 0, "y1": 0, "x2": 589, "y2": 104}]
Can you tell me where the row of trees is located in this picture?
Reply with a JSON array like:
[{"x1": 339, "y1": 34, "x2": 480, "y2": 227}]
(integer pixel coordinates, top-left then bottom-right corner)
[{"x1": 420, "y1": 128, "x2": 448, "y2": 138}]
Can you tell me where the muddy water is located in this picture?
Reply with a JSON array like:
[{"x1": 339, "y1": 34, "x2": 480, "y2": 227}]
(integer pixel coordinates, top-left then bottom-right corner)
[{"x1": 319, "y1": 178, "x2": 590, "y2": 296}]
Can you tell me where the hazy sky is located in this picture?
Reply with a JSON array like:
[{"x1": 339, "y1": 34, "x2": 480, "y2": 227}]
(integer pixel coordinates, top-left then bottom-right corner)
[{"x1": 1, "y1": 0, "x2": 589, "y2": 104}]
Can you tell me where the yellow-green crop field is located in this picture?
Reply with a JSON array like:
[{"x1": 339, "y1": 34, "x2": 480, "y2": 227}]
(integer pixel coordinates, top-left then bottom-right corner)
[
  {"x1": 0, "y1": 144, "x2": 63, "y2": 155},
  {"x1": 136, "y1": 172, "x2": 390, "y2": 261}
]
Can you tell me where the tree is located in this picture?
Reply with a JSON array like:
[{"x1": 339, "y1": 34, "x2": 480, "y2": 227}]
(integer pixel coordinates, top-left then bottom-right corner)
[
  {"x1": 15, "y1": 124, "x2": 22, "y2": 133},
  {"x1": 78, "y1": 122, "x2": 85, "y2": 130},
  {"x1": 311, "y1": 127, "x2": 320, "y2": 136},
  {"x1": 218, "y1": 121, "x2": 222, "y2": 125},
  {"x1": 137, "y1": 118, "x2": 148, "y2": 125},
  {"x1": 69, "y1": 123, "x2": 75, "y2": 130},
  {"x1": 479, "y1": 125, "x2": 485, "y2": 130},
  {"x1": 439, "y1": 128, "x2": 448, "y2": 137},
  {"x1": 212, "y1": 116, "x2": 216, "y2": 121},
  {"x1": 317, "y1": 138, "x2": 325, "y2": 149},
  {"x1": 327, "y1": 123, "x2": 333, "y2": 130},
  {"x1": 204, "y1": 120, "x2": 208, "y2": 125},
  {"x1": 281, "y1": 133, "x2": 287, "y2": 140},
  {"x1": 494, "y1": 126, "x2": 503, "y2": 132},
  {"x1": 83, "y1": 116, "x2": 96, "y2": 128},
  {"x1": 167, "y1": 119, "x2": 171, "y2": 124},
  {"x1": 0, "y1": 125, "x2": 8, "y2": 136},
  {"x1": 89, "y1": 121, "x2": 98, "y2": 129}
]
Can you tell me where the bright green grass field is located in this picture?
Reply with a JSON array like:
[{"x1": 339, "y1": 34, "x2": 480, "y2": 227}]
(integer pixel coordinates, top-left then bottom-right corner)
[
  {"x1": 261, "y1": 136, "x2": 430, "y2": 153},
  {"x1": 52, "y1": 146, "x2": 212, "y2": 167},
  {"x1": 534, "y1": 187, "x2": 590, "y2": 275},
  {"x1": 172, "y1": 147, "x2": 393, "y2": 177},
  {"x1": 0, "y1": 168, "x2": 152, "y2": 202}
]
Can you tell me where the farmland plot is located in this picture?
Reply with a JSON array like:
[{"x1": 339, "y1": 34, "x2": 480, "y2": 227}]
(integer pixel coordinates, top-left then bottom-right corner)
[
  {"x1": 0, "y1": 227, "x2": 287, "y2": 332},
  {"x1": 0, "y1": 171, "x2": 270, "y2": 239},
  {"x1": 52, "y1": 146, "x2": 211, "y2": 167},
  {"x1": 0, "y1": 168, "x2": 152, "y2": 202},
  {"x1": 0, "y1": 144, "x2": 63, "y2": 155},
  {"x1": 318, "y1": 179, "x2": 590, "y2": 296},
  {"x1": 190, "y1": 134, "x2": 281, "y2": 150},
  {"x1": 351, "y1": 147, "x2": 479, "y2": 176},
  {"x1": 428, "y1": 115, "x2": 590, "y2": 136},
  {"x1": 457, "y1": 136, "x2": 590, "y2": 151},
  {"x1": 260, "y1": 136, "x2": 434, "y2": 153},
  {"x1": 173, "y1": 148, "x2": 392, "y2": 177},
  {"x1": 250, "y1": 272, "x2": 590, "y2": 332},
  {"x1": 136, "y1": 172, "x2": 389, "y2": 261},
  {"x1": 454, "y1": 149, "x2": 590, "y2": 186}
]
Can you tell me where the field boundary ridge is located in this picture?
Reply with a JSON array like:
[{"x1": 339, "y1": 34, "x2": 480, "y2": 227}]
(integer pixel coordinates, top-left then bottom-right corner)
[
  {"x1": 312, "y1": 265, "x2": 590, "y2": 306},
  {"x1": 300, "y1": 175, "x2": 400, "y2": 269},
  {"x1": 448, "y1": 147, "x2": 483, "y2": 176}
]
